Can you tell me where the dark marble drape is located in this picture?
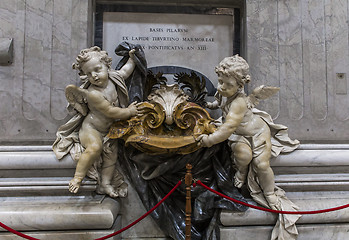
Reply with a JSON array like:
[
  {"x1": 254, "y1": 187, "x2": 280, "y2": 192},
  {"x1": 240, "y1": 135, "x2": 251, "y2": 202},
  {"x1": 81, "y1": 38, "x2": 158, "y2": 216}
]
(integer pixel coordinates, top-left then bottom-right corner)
[{"x1": 119, "y1": 142, "x2": 247, "y2": 240}]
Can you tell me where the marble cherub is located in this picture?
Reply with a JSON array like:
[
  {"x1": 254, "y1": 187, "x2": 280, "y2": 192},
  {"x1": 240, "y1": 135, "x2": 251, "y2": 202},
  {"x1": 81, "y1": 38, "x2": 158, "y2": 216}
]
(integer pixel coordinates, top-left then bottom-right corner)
[
  {"x1": 53, "y1": 46, "x2": 140, "y2": 198},
  {"x1": 197, "y1": 55, "x2": 299, "y2": 209}
]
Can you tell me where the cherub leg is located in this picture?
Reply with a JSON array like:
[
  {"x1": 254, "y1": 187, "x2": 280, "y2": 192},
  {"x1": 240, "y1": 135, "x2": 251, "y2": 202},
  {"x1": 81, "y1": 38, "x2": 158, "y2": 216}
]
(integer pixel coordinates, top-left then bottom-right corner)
[
  {"x1": 69, "y1": 129, "x2": 103, "y2": 194},
  {"x1": 251, "y1": 140, "x2": 278, "y2": 209},
  {"x1": 97, "y1": 141, "x2": 128, "y2": 198},
  {"x1": 98, "y1": 152, "x2": 119, "y2": 198},
  {"x1": 232, "y1": 142, "x2": 253, "y2": 188}
]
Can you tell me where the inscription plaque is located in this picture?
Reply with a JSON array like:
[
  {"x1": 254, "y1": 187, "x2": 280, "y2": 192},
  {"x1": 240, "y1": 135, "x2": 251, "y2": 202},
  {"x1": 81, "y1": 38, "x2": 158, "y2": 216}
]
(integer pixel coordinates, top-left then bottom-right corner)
[{"x1": 103, "y1": 12, "x2": 234, "y2": 85}]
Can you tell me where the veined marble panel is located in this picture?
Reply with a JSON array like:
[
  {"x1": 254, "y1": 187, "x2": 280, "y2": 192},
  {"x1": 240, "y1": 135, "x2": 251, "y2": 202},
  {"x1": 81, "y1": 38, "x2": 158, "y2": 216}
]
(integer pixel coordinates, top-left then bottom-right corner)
[
  {"x1": 302, "y1": 0, "x2": 327, "y2": 120},
  {"x1": 0, "y1": 0, "x2": 91, "y2": 142},
  {"x1": 278, "y1": 0, "x2": 304, "y2": 121},
  {"x1": 51, "y1": 0, "x2": 74, "y2": 121},
  {"x1": 23, "y1": 0, "x2": 53, "y2": 121},
  {"x1": 327, "y1": 0, "x2": 349, "y2": 121},
  {"x1": 248, "y1": 0, "x2": 280, "y2": 118},
  {"x1": 0, "y1": 0, "x2": 23, "y2": 123},
  {"x1": 246, "y1": 0, "x2": 349, "y2": 140}
]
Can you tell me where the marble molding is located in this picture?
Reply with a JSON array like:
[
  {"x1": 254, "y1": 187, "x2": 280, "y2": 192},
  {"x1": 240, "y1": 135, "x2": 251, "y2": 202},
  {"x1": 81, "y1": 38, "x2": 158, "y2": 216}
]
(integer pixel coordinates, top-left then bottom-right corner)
[
  {"x1": 0, "y1": 221, "x2": 122, "y2": 240},
  {"x1": 220, "y1": 224, "x2": 349, "y2": 240},
  {"x1": 0, "y1": 196, "x2": 120, "y2": 231},
  {"x1": 1, "y1": 144, "x2": 349, "y2": 239},
  {"x1": 221, "y1": 194, "x2": 349, "y2": 226}
]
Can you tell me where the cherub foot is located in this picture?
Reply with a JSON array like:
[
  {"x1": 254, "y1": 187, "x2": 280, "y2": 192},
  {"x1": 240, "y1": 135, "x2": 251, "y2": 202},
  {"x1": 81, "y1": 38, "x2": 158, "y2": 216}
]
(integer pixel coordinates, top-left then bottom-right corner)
[
  {"x1": 116, "y1": 182, "x2": 128, "y2": 198},
  {"x1": 69, "y1": 177, "x2": 83, "y2": 194},
  {"x1": 265, "y1": 192, "x2": 278, "y2": 210},
  {"x1": 234, "y1": 171, "x2": 246, "y2": 188},
  {"x1": 98, "y1": 184, "x2": 119, "y2": 198}
]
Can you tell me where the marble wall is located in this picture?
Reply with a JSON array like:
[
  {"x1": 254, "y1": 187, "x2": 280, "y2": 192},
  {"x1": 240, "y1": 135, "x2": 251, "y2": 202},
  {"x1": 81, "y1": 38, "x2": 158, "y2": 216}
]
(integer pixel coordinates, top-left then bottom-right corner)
[
  {"x1": 0, "y1": 0, "x2": 93, "y2": 143},
  {"x1": 246, "y1": 0, "x2": 349, "y2": 141},
  {"x1": 1, "y1": 0, "x2": 347, "y2": 143}
]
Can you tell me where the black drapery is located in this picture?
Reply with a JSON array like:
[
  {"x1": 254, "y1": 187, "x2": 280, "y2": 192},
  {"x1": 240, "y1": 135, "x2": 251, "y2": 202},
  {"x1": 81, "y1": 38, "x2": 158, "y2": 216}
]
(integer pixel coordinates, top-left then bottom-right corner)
[
  {"x1": 115, "y1": 42, "x2": 147, "y2": 103},
  {"x1": 119, "y1": 142, "x2": 247, "y2": 240}
]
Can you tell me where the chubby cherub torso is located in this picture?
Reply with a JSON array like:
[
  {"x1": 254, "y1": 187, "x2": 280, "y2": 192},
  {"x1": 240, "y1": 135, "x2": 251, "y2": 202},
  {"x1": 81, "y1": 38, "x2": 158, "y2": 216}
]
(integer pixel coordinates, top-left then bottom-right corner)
[
  {"x1": 220, "y1": 94, "x2": 270, "y2": 138},
  {"x1": 82, "y1": 79, "x2": 119, "y2": 135}
]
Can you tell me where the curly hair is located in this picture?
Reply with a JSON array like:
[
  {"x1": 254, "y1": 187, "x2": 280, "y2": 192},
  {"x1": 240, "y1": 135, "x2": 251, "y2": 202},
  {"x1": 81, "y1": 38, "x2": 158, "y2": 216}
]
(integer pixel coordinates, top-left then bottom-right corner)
[
  {"x1": 215, "y1": 55, "x2": 250, "y2": 88},
  {"x1": 72, "y1": 46, "x2": 112, "y2": 76}
]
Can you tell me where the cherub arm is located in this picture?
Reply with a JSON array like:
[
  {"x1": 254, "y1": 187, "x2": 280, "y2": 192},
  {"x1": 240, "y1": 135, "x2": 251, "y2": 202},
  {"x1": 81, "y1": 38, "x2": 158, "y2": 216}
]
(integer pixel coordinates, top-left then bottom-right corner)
[
  {"x1": 87, "y1": 91, "x2": 138, "y2": 120},
  {"x1": 198, "y1": 97, "x2": 247, "y2": 147},
  {"x1": 206, "y1": 100, "x2": 219, "y2": 110},
  {"x1": 118, "y1": 49, "x2": 136, "y2": 79}
]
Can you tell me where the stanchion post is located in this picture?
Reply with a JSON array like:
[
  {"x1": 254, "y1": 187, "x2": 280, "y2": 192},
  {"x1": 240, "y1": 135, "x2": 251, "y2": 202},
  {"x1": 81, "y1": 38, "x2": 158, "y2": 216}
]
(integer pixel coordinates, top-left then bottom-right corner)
[{"x1": 185, "y1": 163, "x2": 193, "y2": 240}]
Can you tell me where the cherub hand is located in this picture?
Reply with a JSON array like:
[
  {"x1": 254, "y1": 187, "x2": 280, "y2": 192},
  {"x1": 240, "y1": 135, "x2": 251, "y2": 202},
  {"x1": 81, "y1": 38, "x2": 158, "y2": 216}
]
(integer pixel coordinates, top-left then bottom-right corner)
[
  {"x1": 129, "y1": 49, "x2": 136, "y2": 59},
  {"x1": 205, "y1": 101, "x2": 213, "y2": 109},
  {"x1": 127, "y1": 101, "x2": 138, "y2": 117},
  {"x1": 135, "y1": 102, "x2": 146, "y2": 117},
  {"x1": 204, "y1": 100, "x2": 218, "y2": 110},
  {"x1": 196, "y1": 134, "x2": 213, "y2": 148}
]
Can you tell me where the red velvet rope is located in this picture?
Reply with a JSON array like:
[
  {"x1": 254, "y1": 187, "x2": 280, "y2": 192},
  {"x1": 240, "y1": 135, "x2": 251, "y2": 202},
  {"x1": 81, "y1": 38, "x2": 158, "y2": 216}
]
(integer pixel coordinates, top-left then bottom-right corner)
[
  {"x1": 195, "y1": 180, "x2": 349, "y2": 215},
  {"x1": 0, "y1": 222, "x2": 39, "y2": 240},
  {"x1": 0, "y1": 180, "x2": 182, "y2": 240}
]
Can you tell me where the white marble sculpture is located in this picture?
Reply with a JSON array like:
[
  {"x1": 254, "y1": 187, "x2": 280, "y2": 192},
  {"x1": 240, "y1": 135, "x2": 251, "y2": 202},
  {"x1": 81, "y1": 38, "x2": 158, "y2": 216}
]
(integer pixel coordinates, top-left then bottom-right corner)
[
  {"x1": 197, "y1": 55, "x2": 301, "y2": 240},
  {"x1": 53, "y1": 46, "x2": 141, "y2": 198}
]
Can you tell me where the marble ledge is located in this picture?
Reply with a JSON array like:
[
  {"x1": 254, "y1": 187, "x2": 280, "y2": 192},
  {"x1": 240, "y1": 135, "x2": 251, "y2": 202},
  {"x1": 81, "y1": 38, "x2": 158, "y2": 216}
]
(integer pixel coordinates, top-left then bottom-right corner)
[
  {"x1": 0, "y1": 151, "x2": 74, "y2": 169},
  {"x1": 271, "y1": 148, "x2": 349, "y2": 167},
  {"x1": 0, "y1": 197, "x2": 120, "y2": 232},
  {"x1": 273, "y1": 173, "x2": 349, "y2": 191},
  {"x1": 1, "y1": 143, "x2": 347, "y2": 152},
  {"x1": 0, "y1": 222, "x2": 121, "y2": 240},
  {"x1": 0, "y1": 177, "x2": 97, "y2": 196},
  {"x1": 219, "y1": 223, "x2": 349, "y2": 240},
  {"x1": 122, "y1": 238, "x2": 171, "y2": 240},
  {"x1": 0, "y1": 144, "x2": 349, "y2": 170},
  {"x1": 220, "y1": 193, "x2": 349, "y2": 226}
]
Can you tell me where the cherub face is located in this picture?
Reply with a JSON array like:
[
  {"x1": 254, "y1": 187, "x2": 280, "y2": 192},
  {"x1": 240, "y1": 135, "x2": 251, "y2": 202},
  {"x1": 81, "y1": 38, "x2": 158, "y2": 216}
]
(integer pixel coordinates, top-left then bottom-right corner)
[
  {"x1": 81, "y1": 55, "x2": 109, "y2": 88},
  {"x1": 217, "y1": 73, "x2": 239, "y2": 97}
]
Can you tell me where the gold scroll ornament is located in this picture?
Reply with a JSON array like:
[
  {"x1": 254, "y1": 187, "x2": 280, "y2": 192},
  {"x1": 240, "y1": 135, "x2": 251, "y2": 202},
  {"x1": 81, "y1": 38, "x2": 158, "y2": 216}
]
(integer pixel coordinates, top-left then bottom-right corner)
[{"x1": 107, "y1": 85, "x2": 216, "y2": 155}]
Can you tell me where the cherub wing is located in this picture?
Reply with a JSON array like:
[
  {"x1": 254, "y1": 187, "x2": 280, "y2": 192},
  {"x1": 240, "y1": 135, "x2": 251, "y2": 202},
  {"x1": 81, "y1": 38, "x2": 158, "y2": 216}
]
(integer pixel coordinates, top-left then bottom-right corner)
[
  {"x1": 247, "y1": 85, "x2": 280, "y2": 108},
  {"x1": 65, "y1": 84, "x2": 88, "y2": 116}
]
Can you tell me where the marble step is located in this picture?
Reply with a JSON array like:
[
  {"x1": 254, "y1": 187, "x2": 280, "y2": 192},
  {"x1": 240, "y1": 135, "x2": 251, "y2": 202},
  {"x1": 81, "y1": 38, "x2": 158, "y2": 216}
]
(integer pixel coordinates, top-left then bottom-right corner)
[
  {"x1": 0, "y1": 196, "x2": 120, "y2": 232},
  {"x1": 0, "y1": 177, "x2": 97, "y2": 192},
  {"x1": 271, "y1": 146, "x2": 349, "y2": 167},
  {"x1": 219, "y1": 223, "x2": 349, "y2": 240},
  {"x1": 1, "y1": 144, "x2": 349, "y2": 193},
  {"x1": 274, "y1": 173, "x2": 349, "y2": 191},
  {"x1": 0, "y1": 147, "x2": 75, "y2": 178},
  {"x1": 0, "y1": 177, "x2": 97, "y2": 196},
  {"x1": 0, "y1": 150, "x2": 74, "y2": 169},
  {"x1": 0, "y1": 228, "x2": 121, "y2": 240},
  {"x1": 220, "y1": 193, "x2": 349, "y2": 226},
  {"x1": 1, "y1": 144, "x2": 348, "y2": 170}
]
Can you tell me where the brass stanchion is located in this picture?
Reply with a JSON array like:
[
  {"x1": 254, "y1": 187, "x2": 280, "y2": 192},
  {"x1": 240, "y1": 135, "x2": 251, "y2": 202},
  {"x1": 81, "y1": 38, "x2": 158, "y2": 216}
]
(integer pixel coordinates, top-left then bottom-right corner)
[{"x1": 185, "y1": 163, "x2": 193, "y2": 240}]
